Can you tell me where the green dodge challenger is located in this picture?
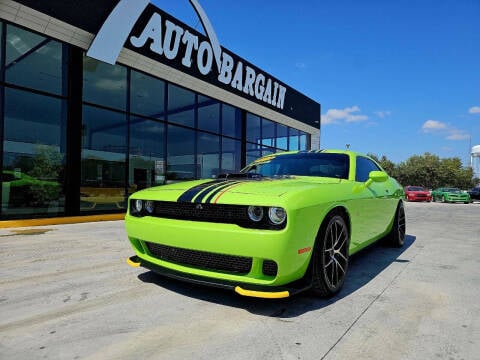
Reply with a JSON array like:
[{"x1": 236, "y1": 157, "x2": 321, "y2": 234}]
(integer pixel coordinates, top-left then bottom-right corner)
[{"x1": 125, "y1": 150, "x2": 406, "y2": 298}]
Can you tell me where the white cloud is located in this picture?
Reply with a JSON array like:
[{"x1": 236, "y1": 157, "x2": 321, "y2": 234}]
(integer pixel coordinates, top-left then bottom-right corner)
[
  {"x1": 446, "y1": 130, "x2": 470, "y2": 141},
  {"x1": 422, "y1": 120, "x2": 447, "y2": 132},
  {"x1": 469, "y1": 106, "x2": 480, "y2": 114},
  {"x1": 374, "y1": 110, "x2": 392, "y2": 118},
  {"x1": 421, "y1": 120, "x2": 469, "y2": 141},
  {"x1": 322, "y1": 106, "x2": 368, "y2": 125}
]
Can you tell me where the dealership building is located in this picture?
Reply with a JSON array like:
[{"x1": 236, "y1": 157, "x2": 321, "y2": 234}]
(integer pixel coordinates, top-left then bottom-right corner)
[{"x1": 0, "y1": 0, "x2": 320, "y2": 221}]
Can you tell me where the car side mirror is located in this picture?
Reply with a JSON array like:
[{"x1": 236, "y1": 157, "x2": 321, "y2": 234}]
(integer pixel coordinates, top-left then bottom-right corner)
[{"x1": 365, "y1": 171, "x2": 388, "y2": 187}]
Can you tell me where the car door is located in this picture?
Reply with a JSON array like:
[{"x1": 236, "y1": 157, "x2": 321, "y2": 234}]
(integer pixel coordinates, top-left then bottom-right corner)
[{"x1": 350, "y1": 156, "x2": 396, "y2": 249}]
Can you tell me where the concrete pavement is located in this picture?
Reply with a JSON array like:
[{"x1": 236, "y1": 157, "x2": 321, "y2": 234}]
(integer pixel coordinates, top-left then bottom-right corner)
[{"x1": 0, "y1": 202, "x2": 479, "y2": 359}]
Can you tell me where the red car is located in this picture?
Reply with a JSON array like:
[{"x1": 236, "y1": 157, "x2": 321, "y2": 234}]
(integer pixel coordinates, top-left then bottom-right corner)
[{"x1": 404, "y1": 186, "x2": 432, "y2": 202}]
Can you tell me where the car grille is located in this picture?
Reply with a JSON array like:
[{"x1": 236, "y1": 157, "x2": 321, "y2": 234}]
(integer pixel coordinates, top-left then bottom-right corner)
[
  {"x1": 448, "y1": 195, "x2": 467, "y2": 200},
  {"x1": 262, "y1": 260, "x2": 278, "y2": 276},
  {"x1": 145, "y1": 242, "x2": 252, "y2": 275},
  {"x1": 151, "y1": 201, "x2": 247, "y2": 223},
  {"x1": 132, "y1": 200, "x2": 286, "y2": 230}
]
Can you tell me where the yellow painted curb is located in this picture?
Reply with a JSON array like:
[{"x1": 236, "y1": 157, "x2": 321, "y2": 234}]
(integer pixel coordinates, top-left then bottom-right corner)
[{"x1": 0, "y1": 214, "x2": 126, "y2": 228}]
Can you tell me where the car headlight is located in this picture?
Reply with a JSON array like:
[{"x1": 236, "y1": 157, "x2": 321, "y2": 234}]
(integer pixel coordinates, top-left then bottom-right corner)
[
  {"x1": 145, "y1": 200, "x2": 155, "y2": 214},
  {"x1": 268, "y1": 207, "x2": 286, "y2": 225},
  {"x1": 247, "y1": 206, "x2": 264, "y2": 222},
  {"x1": 134, "y1": 199, "x2": 143, "y2": 213}
]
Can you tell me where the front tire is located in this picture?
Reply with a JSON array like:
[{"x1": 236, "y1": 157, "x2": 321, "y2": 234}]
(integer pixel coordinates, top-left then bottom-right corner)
[
  {"x1": 311, "y1": 214, "x2": 350, "y2": 297},
  {"x1": 386, "y1": 202, "x2": 406, "y2": 247}
]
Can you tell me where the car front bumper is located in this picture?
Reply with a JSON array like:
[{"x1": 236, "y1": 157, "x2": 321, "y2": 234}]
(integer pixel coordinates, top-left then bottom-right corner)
[
  {"x1": 126, "y1": 255, "x2": 312, "y2": 298},
  {"x1": 125, "y1": 213, "x2": 317, "y2": 289}
]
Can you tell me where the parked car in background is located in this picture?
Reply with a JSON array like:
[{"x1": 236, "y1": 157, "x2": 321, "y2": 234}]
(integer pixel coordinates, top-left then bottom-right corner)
[
  {"x1": 468, "y1": 186, "x2": 480, "y2": 201},
  {"x1": 431, "y1": 187, "x2": 471, "y2": 204},
  {"x1": 404, "y1": 186, "x2": 431, "y2": 202}
]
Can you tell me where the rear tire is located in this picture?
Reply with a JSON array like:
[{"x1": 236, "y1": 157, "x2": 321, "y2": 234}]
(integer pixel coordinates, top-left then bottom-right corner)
[
  {"x1": 311, "y1": 214, "x2": 350, "y2": 297},
  {"x1": 386, "y1": 202, "x2": 406, "y2": 247}
]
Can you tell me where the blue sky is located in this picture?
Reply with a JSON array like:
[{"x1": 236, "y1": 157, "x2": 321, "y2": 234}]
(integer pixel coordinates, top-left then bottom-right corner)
[{"x1": 152, "y1": 0, "x2": 480, "y2": 165}]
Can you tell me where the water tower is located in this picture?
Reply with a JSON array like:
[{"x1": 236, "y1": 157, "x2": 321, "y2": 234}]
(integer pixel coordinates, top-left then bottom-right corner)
[{"x1": 472, "y1": 145, "x2": 480, "y2": 180}]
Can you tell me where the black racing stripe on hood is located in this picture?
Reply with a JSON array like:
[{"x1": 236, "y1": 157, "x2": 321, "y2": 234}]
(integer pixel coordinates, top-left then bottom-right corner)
[
  {"x1": 193, "y1": 181, "x2": 240, "y2": 203},
  {"x1": 203, "y1": 181, "x2": 245, "y2": 204},
  {"x1": 177, "y1": 180, "x2": 222, "y2": 202}
]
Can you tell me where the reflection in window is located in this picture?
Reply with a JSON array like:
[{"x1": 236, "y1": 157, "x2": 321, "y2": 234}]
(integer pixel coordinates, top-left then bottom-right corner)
[
  {"x1": 198, "y1": 95, "x2": 220, "y2": 134},
  {"x1": 83, "y1": 56, "x2": 127, "y2": 110},
  {"x1": 168, "y1": 84, "x2": 195, "y2": 127},
  {"x1": 300, "y1": 132, "x2": 308, "y2": 150},
  {"x1": 222, "y1": 104, "x2": 242, "y2": 139},
  {"x1": 197, "y1": 132, "x2": 220, "y2": 178},
  {"x1": 262, "y1": 119, "x2": 275, "y2": 147},
  {"x1": 129, "y1": 117, "x2": 165, "y2": 190},
  {"x1": 167, "y1": 125, "x2": 196, "y2": 182},
  {"x1": 2, "y1": 88, "x2": 65, "y2": 218},
  {"x1": 246, "y1": 113, "x2": 261, "y2": 144},
  {"x1": 5, "y1": 24, "x2": 64, "y2": 95},
  {"x1": 246, "y1": 142, "x2": 261, "y2": 165},
  {"x1": 222, "y1": 138, "x2": 241, "y2": 173},
  {"x1": 289, "y1": 129, "x2": 300, "y2": 151},
  {"x1": 131, "y1": 70, "x2": 165, "y2": 119},
  {"x1": 277, "y1": 124, "x2": 288, "y2": 150},
  {"x1": 81, "y1": 106, "x2": 127, "y2": 212}
]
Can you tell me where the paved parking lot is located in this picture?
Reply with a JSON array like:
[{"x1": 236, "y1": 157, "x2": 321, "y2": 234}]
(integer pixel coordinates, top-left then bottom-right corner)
[{"x1": 0, "y1": 202, "x2": 479, "y2": 360}]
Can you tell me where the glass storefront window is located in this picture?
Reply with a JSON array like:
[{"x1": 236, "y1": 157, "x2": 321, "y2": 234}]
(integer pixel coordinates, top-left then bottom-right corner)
[
  {"x1": 167, "y1": 125, "x2": 196, "y2": 182},
  {"x1": 262, "y1": 119, "x2": 275, "y2": 147},
  {"x1": 5, "y1": 24, "x2": 65, "y2": 95},
  {"x1": 130, "y1": 70, "x2": 165, "y2": 119},
  {"x1": 129, "y1": 117, "x2": 165, "y2": 190},
  {"x1": 81, "y1": 106, "x2": 127, "y2": 212},
  {"x1": 198, "y1": 95, "x2": 220, "y2": 134},
  {"x1": 300, "y1": 132, "x2": 308, "y2": 150},
  {"x1": 197, "y1": 132, "x2": 220, "y2": 178},
  {"x1": 222, "y1": 104, "x2": 242, "y2": 139},
  {"x1": 277, "y1": 124, "x2": 288, "y2": 150},
  {"x1": 246, "y1": 113, "x2": 261, "y2": 144},
  {"x1": 289, "y1": 129, "x2": 300, "y2": 151},
  {"x1": 2, "y1": 88, "x2": 66, "y2": 218},
  {"x1": 222, "y1": 138, "x2": 242, "y2": 173},
  {"x1": 246, "y1": 142, "x2": 261, "y2": 165},
  {"x1": 83, "y1": 56, "x2": 127, "y2": 110},
  {"x1": 167, "y1": 84, "x2": 195, "y2": 127}
]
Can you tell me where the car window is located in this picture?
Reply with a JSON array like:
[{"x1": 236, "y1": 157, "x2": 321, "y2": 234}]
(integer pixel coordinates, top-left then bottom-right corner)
[
  {"x1": 355, "y1": 156, "x2": 381, "y2": 182},
  {"x1": 243, "y1": 153, "x2": 350, "y2": 179},
  {"x1": 408, "y1": 186, "x2": 424, "y2": 191}
]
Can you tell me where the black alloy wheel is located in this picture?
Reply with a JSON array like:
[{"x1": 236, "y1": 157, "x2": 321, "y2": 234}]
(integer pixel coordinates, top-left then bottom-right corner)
[
  {"x1": 386, "y1": 201, "x2": 406, "y2": 247},
  {"x1": 311, "y1": 214, "x2": 349, "y2": 297}
]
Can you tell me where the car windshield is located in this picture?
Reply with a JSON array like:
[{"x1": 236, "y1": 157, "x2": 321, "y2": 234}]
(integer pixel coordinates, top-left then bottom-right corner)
[
  {"x1": 444, "y1": 188, "x2": 460, "y2": 192},
  {"x1": 408, "y1": 186, "x2": 425, "y2": 191},
  {"x1": 242, "y1": 153, "x2": 350, "y2": 179}
]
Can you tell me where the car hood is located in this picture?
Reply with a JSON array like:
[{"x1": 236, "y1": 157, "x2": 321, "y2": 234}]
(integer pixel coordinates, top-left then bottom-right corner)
[
  {"x1": 132, "y1": 176, "x2": 344, "y2": 204},
  {"x1": 407, "y1": 191, "x2": 430, "y2": 195}
]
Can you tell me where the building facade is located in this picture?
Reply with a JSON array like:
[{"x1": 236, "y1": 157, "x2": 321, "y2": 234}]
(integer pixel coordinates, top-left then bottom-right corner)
[{"x1": 0, "y1": 0, "x2": 320, "y2": 220}]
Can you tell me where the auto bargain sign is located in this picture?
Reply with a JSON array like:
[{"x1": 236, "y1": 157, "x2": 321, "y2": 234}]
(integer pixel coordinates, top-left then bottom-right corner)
[{"x1": 87, "y1": 0, "x2": 287, "y2": 111}]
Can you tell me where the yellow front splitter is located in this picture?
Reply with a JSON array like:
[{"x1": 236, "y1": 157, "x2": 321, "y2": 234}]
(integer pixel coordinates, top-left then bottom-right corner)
[
  {"x1": 127, "y1": 255, "x2": 300, "y2": 299},
  {"x1": 234, "y1": 286, "x2": 290, "y2": 299},
  {"x1": 126, "y1": 256, "x2": 141, "y2": 267}
]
